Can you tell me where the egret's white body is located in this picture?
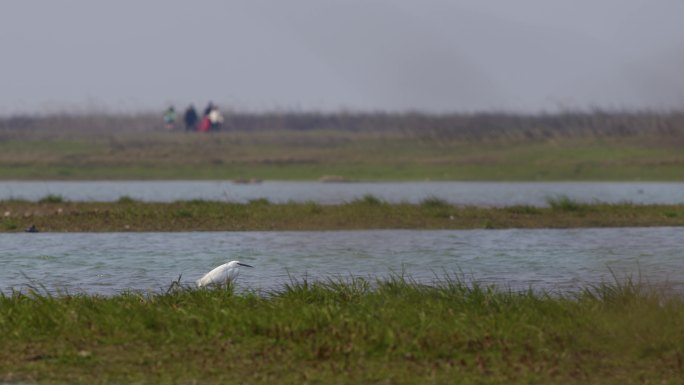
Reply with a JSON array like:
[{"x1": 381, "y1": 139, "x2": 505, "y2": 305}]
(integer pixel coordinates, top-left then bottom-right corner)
[{"x1": 196, "y1": 260, "x2": 254, "y2": 288}]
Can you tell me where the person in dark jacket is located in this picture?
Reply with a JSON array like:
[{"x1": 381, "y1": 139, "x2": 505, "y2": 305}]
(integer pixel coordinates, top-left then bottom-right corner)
[
  {"x1": 184, "y1": 104, "x2": 199, "y2": 131},
  {"x1": 203, "y1": 102, "x2": 214, "y2": 117}
]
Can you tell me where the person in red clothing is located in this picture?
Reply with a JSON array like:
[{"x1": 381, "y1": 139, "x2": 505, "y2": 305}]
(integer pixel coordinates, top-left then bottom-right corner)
[
  {"x1": 199, "y1": 115, "x2": 211, "y2": 132},
  {"x1": 198, "y1": 101, "x2": 214, "y2": 132}
]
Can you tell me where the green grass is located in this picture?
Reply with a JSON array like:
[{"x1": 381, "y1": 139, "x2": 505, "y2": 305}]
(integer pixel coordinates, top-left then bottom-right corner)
[
  {"x1": 37, "y1": 194, "x2": 65, "y2": 204},
  {"x1": 547, "y1": 195, "x2": 582, "y2": 211},
  {"x1": 3, "y1": 200, "x2": 684, "y2": 232},
  {"x1": 352, "y1": 194, "x2": 385, "y2": 206},
  {"x1": 1, "y1": 145, "x2": 683, "y2": 181},
  {"x1": 116, "y1": 195, "x2": 137, "y2": 204},
  {"x1": 1, "y1": 277, "x2": 682, "y2": 384},
  {"x1": 420, "y1": 196, "x2": 450, "y2": 209}
]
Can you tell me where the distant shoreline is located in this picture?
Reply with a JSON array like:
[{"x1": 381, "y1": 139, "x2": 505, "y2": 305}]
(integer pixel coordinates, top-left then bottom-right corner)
[{"x1": 1, "y1": 110, "x2": 682, "y2": 181}]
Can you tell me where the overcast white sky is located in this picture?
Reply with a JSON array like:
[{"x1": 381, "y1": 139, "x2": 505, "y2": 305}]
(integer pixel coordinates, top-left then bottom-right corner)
[{"x1": 1, "y1": 0, "x2": 683, "y2": 114}]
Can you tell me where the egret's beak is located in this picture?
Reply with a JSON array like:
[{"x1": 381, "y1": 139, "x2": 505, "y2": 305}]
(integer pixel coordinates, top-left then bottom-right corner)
[{"x1": 238, "y1": 263, "x2": 254, "y2": 268}]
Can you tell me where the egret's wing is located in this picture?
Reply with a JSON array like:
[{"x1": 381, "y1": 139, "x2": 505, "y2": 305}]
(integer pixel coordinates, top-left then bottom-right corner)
[{"x1": 197, "y1": 264, "x2": 228, "y2": 287}]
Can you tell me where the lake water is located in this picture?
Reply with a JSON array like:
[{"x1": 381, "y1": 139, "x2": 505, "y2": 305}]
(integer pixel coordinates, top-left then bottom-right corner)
[
  {"x1": 0, "y1": 180, "x2": 683, "y2": 206},
  {"x1": 2, "y1": 227, "x2": 682, "y2": 295}
]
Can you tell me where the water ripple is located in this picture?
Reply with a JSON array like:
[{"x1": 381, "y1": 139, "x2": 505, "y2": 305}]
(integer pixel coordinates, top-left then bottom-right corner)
[{"x1": 1, "y1": 228, "x2": 683, "y2": 295}]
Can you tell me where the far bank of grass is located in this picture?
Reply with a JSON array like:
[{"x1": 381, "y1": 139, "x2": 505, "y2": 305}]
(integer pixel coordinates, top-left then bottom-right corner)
[
  {"x1": 0, "y1": 136, "x2": 683, "y2": 181},
  {"x1": 1, "y1": 111, "x2": 684, "y2": 181},
  {"x1": 2, "y1": 197, "x2": 684, "y2": 232},
  {"x1": 1, "y1": 278, "x2": 682, "y2": 384}
]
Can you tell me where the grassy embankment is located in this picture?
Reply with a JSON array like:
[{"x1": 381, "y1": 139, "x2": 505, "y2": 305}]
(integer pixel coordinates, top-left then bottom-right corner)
[
  {"x1": 2, "y1": 196, "x2": 684, "y2": 232},
  {"x1": 1, "y1": 278, "x2": 683, "y2": 384},
  {"x1": 0, "y1": 111, "x2": 683, "y2": 180}
]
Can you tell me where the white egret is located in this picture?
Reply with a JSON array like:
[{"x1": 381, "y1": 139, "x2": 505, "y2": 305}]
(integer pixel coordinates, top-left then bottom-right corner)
[{"x1": 196, "y1": 260, "x2": 254, "y2": 288}]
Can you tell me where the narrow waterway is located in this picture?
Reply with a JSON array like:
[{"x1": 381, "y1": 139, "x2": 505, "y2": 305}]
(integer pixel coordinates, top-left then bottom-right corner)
[
  {"x1": 1, "y1": 181, "x2": 683, "y2": 206},
  {"x1": 2, "y1": 227, "x2": 682, "y2": 295}
]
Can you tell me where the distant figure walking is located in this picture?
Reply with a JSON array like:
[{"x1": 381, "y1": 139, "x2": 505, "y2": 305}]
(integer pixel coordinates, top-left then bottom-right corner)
[
  {"x1": 199, "y1": 116, "x2": 211, "y2": 132},
  {"x1": 208, "y1": 105, "x2": 224, "y2": 131},
  {"x1": 203, "y1": 102, "x2": 214, "y2": 117},
  {"x1": 198, "y1": 102, "x2": 214, "y2": 133},
  {"x1": 163, "y1": 106, "x2": 176, "y2": 130},
  {"x1": 183, "y1": 104, "x2": 198, "y2": 131}
]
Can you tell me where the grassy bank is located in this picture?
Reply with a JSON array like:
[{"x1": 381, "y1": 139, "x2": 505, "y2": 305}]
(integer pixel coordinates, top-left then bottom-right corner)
[
  {"x1": 1, "y1": 278, "x2": 682, "y2": 384},
  {"x1": 2, "y1": 197, "x2": 684, "y2": 232},
  {"x1": 1, "y1": 111, "x2": 683, "y2": 180}
]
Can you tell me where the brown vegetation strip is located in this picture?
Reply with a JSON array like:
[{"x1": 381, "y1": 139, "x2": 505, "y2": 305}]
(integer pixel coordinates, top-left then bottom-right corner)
[{"x1": 2, "y1": 200, "x2": 684, "y2": 232}]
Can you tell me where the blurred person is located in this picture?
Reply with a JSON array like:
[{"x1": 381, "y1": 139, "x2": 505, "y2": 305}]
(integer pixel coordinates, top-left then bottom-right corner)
[
  {"x1": 208, "y1": 105, "x2": 224, "y2": 131},
  {"x1": 183, "y1": 104, "x2": 199, "y2": 131},
  {"x1": 199, "y1": 115, "x2": 211, "y2": 132},
  {"x1": 203, "y1": 101, "x2": 214, "y2": 117},
  {"x1": 163, "y1": 106, "x2": 176, "y2": 130}
]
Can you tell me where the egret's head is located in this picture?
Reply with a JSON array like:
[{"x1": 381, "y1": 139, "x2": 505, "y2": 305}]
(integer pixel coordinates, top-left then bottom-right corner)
[{"x1": 228, "y1": 260, "x2": 254, "y2": 268}]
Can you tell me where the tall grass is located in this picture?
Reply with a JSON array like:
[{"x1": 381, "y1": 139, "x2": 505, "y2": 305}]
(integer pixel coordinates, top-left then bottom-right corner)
[
  {"x1": 546, "y1": 195, "x2": 582, "y2": 211},
  {"x1": 116, "y1": 195, "x2": 137, "y2": 204},
  {"x1": 38, "y1": 194, "x2": 64, "y2": 204},
  {"x1": 0, "y1": 277, "x2": 682, "y2": 384},
  {"x1": 420, "y1": 196, "x2": 450, "y2": 209},
  {"x1": 352, "y1": 194, "x2": 385, "y2": 206}
]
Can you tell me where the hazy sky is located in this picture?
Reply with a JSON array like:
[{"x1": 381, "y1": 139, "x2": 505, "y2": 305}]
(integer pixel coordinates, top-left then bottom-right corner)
[{"x1": 1, "y1": 0, "x2": 683, "y2": 114}]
